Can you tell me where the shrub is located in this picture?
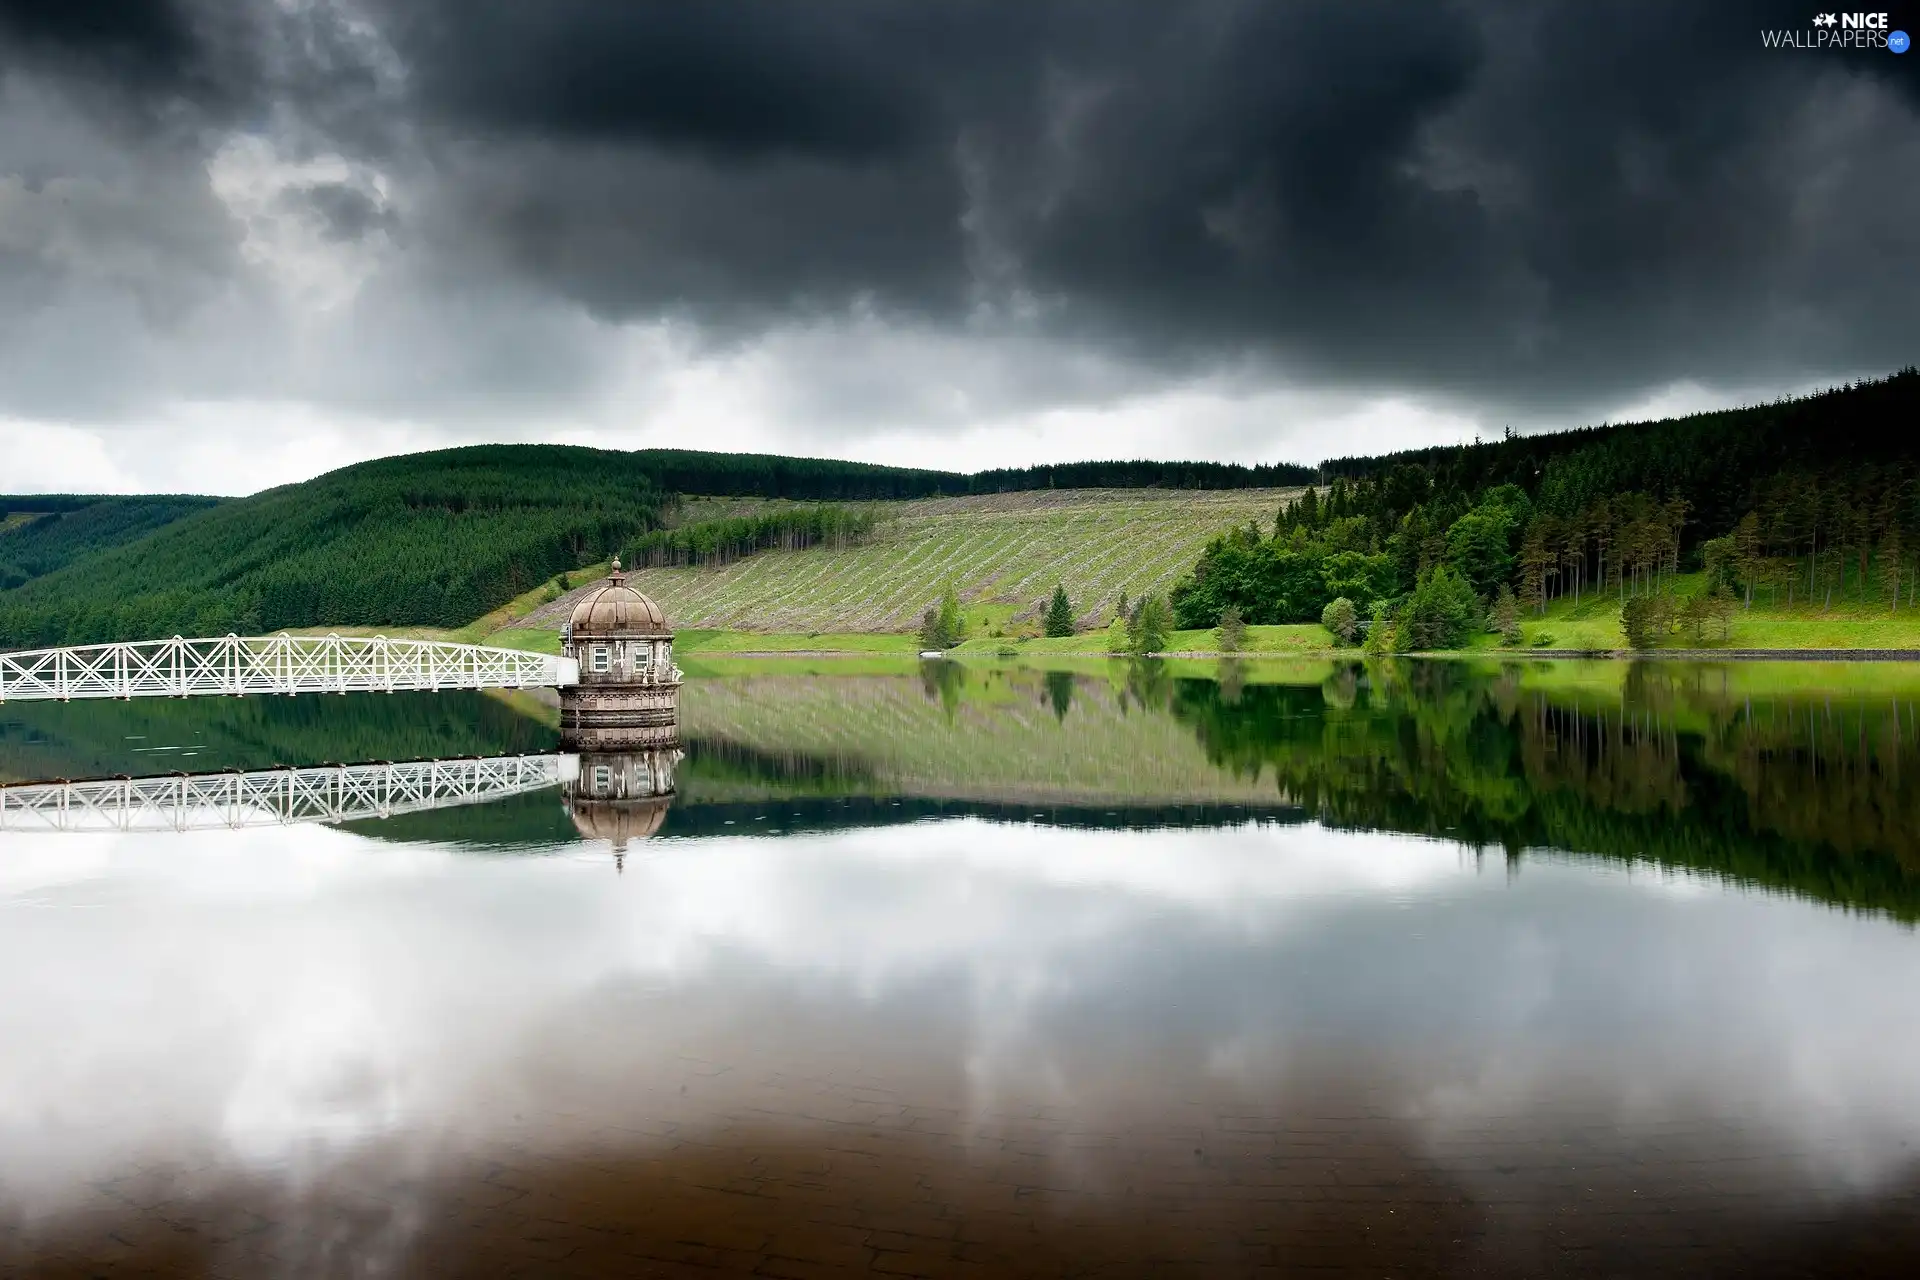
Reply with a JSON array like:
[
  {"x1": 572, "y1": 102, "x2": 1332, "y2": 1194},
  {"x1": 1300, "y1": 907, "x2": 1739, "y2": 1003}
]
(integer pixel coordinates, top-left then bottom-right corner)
[
  {"x1": 1400, "y1": 566, "x2": 1481, "y2": 650},
  {"x1": 1320, "y1": 597, "x2": 1358, "y2": 645}
]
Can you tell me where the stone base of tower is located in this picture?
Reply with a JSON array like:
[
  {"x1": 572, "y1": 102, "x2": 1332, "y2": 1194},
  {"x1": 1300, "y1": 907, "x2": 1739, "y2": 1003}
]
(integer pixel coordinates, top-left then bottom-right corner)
[{"x1": 558, "y1": 682, "x2": 681, "y2": 751}]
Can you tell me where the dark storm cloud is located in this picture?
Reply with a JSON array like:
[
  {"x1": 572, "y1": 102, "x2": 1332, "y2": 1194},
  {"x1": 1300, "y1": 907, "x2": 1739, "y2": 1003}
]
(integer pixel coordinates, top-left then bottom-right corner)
[
  {"x1": 358, "y1": 0, "x2": 1920, "y2": 412},
  {"x1": 0, "y1": 0, "x2": 266, "y2": 130},
  {"x1": 2, "y1": 0, "x2": 1917, "y2": 431}
]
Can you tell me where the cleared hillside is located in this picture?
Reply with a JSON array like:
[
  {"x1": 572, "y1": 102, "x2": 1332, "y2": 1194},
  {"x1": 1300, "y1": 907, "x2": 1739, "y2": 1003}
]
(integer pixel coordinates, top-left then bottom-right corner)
[{"x1": 528, "y1": 488, "x2": 1297, "y2": 634}]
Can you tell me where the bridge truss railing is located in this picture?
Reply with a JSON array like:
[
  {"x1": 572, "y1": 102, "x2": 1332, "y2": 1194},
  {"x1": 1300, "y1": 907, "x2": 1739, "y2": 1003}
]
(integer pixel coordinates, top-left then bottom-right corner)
[
  {"x1": 0, "y1": 755, "x2": 566, "y2": 833},
  {"x1": 0, "y1": 634, "x2": 577, "y2": 702}
]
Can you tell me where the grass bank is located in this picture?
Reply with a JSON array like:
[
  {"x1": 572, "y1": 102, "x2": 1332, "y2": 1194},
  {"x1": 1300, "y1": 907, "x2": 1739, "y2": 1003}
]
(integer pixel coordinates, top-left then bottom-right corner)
[{"x1": 388, "y1": 564, "x2": 1920, "y2": 668}]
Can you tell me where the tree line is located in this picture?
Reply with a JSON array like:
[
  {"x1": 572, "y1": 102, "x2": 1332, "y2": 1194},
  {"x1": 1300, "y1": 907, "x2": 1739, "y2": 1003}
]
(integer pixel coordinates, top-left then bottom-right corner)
[
  {"x1": 1168, "y1": 369, "x2": 1920, "y2": 649},
  {"x1": 625, "y1": 450, "x2": 1314, "y2": 500},
  {"x1": 1160, "y1": 663, "x2": 1920, "y2": 918},
  {"x1": 623, "y1": 505, "x2": 875, "y2": 568}
]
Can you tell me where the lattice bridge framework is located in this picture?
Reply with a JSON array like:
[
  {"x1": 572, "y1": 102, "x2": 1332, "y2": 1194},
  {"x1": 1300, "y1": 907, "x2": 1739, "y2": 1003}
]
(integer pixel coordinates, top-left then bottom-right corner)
[
  {"x1": 0, "y1": 634, "x2": 579, "y2": 702},
  {"x1": 0, "y1": 755, "x2": 566, "y2": 833}
]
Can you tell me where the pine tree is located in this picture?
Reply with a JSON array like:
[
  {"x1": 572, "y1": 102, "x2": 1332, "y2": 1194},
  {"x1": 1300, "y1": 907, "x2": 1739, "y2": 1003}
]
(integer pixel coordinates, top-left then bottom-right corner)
[
  {"x1": 1880, "y1": 529, "x2": 1905, "y2": 611},
  {"x1": 1130, "y1": 595, "x2": 1172, "y2": 655},
  {"x1": 935, "y1": 585, "x2": 965, "y2": 648},
  {"x1": 1215, "y1": 603, "x2": 1246, "y2": 652},
  {"x1": 1493, "y1": 585, "x2": 1522, "y2": 646},
  {"x1": 1364, "y1": 602, "x2": 1393, "y2": 656},
  {"x1": 1043, "y1": 585, "x2": 1075, "y2": 637}
]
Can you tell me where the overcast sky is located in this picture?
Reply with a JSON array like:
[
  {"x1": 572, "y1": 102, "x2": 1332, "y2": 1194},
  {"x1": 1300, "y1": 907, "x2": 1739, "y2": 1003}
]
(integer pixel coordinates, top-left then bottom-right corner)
[{"x1": 1, "y1": 0, "x2": 1915, "y2": 495}]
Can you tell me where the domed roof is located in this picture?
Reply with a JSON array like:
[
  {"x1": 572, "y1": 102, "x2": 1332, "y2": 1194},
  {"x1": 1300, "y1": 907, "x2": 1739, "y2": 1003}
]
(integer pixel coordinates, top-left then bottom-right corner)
[
  {"x1": 567, "y1": 796, "x2": 671, "y2": 846},
  {"x1": 568, "y1": 558, "x2": 670, "y2": 637}
]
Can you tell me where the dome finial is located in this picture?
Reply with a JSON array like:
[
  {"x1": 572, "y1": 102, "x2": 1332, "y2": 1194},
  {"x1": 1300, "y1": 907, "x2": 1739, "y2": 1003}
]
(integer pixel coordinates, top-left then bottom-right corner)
[{"x1": 610, "y1": 555, "x2": 624, "y2": 585}]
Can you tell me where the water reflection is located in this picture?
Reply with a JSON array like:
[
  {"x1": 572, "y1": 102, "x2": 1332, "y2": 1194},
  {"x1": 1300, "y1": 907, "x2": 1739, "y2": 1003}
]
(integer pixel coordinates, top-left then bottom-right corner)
[
  {"x1": 4, "y1": 816, "x2": 1920, "y2": 1275},
  {"x1": 563, "y1": 749, "x2": 681, "y2": 867},
  {"x1": 4, "y1": 661, "x2": 1920, "y2": 1275}
]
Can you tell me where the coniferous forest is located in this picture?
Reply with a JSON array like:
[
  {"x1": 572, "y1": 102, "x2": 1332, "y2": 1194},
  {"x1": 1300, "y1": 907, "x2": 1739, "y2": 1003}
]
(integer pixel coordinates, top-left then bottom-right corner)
[
  {"x1": 1171, "y1": 369, "x2": 1920, "y2": 648},
  {"x1": 0, "y1": 495, "x2": 222, "y2": 591}
]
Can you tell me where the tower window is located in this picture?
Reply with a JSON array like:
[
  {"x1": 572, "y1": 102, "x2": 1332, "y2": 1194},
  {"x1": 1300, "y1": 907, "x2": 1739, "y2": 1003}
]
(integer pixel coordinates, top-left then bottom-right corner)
[{"x1": 590, "y1": 645, "x2": 610, "y2": 673}]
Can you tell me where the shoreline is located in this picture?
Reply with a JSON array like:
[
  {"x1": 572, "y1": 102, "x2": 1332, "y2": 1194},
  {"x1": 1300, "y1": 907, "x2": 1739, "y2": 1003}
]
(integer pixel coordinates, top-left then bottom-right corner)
[{"x1": 701, "y1": 646, "x2": 1920, "y2": 662}]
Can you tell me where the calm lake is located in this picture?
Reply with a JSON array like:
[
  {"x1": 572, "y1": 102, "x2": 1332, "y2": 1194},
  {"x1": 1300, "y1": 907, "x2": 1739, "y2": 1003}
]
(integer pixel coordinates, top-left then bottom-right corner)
[{"x1": 3, "y1": 659, "x2": 1920, "y2": 1277}]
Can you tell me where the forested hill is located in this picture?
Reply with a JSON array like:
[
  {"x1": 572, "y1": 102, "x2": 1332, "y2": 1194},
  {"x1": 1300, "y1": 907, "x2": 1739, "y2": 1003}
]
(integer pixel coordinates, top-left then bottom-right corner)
[
  {"x1": 0, "y1": 445, "x2": 1313, "y2": 646},
  {"x1": 1324, "y1": 368, "x2": 1920, "y2": 533},
  {"x1": 0, "y1": 495, "x2": 221, "y2": 591},
  {"x1": 0, "y1": 447, "x2": 670, "y2": 646},
  {"x1": 628, "y1": 450, "x2": 1316, "y2": 498},
  {"x1": 1168, "y1": 368, "x2": 1920, "y2": 645}
]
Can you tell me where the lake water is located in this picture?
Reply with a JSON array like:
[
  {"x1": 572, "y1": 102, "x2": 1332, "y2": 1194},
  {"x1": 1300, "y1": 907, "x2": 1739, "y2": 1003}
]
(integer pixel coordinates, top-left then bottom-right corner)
[{"x1": 4, "y1": 659, "x2": 1920, "y2": 1277}]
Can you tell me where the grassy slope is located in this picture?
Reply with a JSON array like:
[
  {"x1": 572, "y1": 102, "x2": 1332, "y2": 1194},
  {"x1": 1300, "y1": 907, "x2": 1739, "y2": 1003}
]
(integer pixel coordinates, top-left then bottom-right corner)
[
  {"x1": 1462, "y1": 572, "x2": 1920, "y2": 653},
  {"x1": 618, "y1": 488, "x2": 1296, "y2": 633}
]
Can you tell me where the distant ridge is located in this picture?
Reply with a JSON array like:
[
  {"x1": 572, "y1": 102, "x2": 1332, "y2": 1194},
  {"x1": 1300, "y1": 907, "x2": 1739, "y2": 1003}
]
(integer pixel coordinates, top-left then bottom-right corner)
[
  {"x1": 621, "y1": 450, "x2": 1316, "y2": 499},
  {"x1": 3, "y1": 368, "x2": 1914, "y2": 647}
]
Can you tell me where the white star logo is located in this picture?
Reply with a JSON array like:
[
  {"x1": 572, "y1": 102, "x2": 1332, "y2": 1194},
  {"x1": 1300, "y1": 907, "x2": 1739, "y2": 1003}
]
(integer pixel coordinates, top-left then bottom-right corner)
[{"x1": 1812, "y1": 12, "x2": 1837, "y2": 25}]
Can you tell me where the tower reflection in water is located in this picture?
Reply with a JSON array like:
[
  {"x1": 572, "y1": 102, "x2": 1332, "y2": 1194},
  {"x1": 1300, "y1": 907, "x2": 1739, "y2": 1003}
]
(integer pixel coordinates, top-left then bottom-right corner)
[
  {"x1": 560, "y1": 748, "x2": 679, "y2": 868},
  {"x1": 554, "y1": 555, "x2": 683, "y2": 865}
]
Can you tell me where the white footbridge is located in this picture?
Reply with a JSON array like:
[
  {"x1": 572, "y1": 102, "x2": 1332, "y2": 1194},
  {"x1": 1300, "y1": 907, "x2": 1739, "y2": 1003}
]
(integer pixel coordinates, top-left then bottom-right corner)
[
  {"x1": 0, "y1": 754, "x2": 570, "y2": 833},
  {"x1": 0, "y1": 634, "x2": 579, "y2": 703}
]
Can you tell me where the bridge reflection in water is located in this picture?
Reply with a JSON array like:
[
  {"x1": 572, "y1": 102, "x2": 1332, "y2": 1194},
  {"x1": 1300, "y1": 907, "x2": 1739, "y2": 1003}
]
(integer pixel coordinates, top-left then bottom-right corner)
[{"x1": 0, "y1": 749, "x2": 679, "y2": 847}]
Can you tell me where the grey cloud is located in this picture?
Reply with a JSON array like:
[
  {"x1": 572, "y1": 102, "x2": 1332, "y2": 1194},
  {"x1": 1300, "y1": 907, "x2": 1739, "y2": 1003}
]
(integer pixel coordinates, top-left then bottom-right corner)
[
  {"x1": 0, "y1": 0, "x2": 1916, "y2": 444},
  {"x1": 286, "y1": 178, "x2": 389, "y2": 242},
  {"x1": 367, "y1": 0, "x2": 1920, "y2": 414}
]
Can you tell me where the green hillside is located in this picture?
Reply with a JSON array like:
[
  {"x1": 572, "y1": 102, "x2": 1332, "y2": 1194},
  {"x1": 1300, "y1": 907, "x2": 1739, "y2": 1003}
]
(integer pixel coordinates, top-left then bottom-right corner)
[
  {"x1": 0, "y1": 449, "x2": 1308, "y2": 648},
  {"x1": 0, "y1": 448, "x2": 676, "y2": 647},
  {"x1": 5, "y1": 371, "x2": 1917, "y2": 651},
  {"x1": 0, "y1": 495, "x2": 220, "y2": 590},
  {"x1": 533, "y1": 488, "x2": 1295, "y2": 635}
]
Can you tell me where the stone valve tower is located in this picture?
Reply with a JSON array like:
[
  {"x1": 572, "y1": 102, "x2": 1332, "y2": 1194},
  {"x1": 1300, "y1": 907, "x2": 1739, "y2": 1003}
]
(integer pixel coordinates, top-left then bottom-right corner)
[{"x1": 558, "y1": 557, "x2": 681, "y2": 751}]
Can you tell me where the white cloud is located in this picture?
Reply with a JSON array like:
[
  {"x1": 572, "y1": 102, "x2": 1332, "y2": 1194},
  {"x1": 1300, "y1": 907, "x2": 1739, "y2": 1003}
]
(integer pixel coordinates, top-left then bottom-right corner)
[{"x1": 2, "y1": 316, "x2": 1487, "y2": 494}]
